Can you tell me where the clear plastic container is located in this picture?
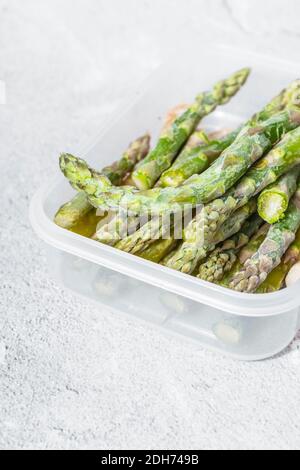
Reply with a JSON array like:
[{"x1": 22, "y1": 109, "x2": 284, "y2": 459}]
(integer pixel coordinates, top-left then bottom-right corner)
[{"x1": 30, "y1": 44, "x2": 300, "y2": 360}]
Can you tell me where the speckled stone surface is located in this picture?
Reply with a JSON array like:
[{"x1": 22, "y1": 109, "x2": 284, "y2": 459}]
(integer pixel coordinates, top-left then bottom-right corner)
[{"x1": 1, "y1": 0, "x2": 300, "y2": 450}]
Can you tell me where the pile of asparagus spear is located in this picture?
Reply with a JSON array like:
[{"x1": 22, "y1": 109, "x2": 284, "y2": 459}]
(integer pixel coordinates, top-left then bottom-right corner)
[{"x1": 55, "y1": 68, "x2": 300, "y2": 294}]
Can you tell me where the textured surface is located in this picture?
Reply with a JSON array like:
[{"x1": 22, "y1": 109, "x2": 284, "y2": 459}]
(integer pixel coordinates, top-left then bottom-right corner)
[{"x1": 1, "y1": 0, "x2": 300, "y2": 451}]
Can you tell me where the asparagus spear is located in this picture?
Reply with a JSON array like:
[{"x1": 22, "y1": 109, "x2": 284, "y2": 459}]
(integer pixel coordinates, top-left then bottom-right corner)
[
  {"x1": 165, "y1": 199, "x2": 257, "y2": 274},
  {"x1": 257, "y1": 167, "x2": 300, "y2": 224},
  {"x1": 55, "y1": 134, "x2": 150, "y2": 229},
  {"x1": 197, "y1": 214, "x2": 263, "y2": 282},
  {"x1": 156, "y1": 80, "x2": 300, "y2": 189},
  {"x1": 115, "y1": 211, "x2": 184, "y2": 254},
  {"x1": 220, "y1": 224, "x2": 269, "y2": 288},
  {"x1": 101, "y1": 134, "x2": 151, "y2": 185},
  {"x1": 105, "y1": 81, "x2": 300, "y2": 252},
  {"x1": 256, "y1": 228, "x2": 300, "y2": 293},
  {"x1": 160, "y1": 244, "x2": 182, "y2": 266},
  {"x1": 59, "y1": 153, "x2": 138, "y2": 210},
  {"x1": 94, "y1": 109, "x2": 196, "y2": 246},
  {"x1": 114, "y1": 130, "x2": 232, "y2": 252},
  {"x1": 254, "y1": 79, "x2": 300, "y2": 122},
  {"x1": 162, "y1": 124, "x2": 300, "y2": 274},
  {"x1": 70, "y1": 208, "x2": 104, "y2": 238},
  {"x1": 138, "y1": 238, "x2": 178, "y2": 263},
  {"x1": 86, "y1": 107, "x2": 300, "y2": 215},
  {"x1": 230, "y1": 183, "x2": 300, "y2": 292},
  {"x1": 201, "y1": 125, "x2": 300, "y2": 242},
  {"x1": 59, "y1": 79, "x2": 300, "y2": 215},
  {"x1": 54, "y1": 192, "x2": 99, "y2": 230},
  {"x1": 94, "y1": 212, "x2": 145, "y2": 246},
  {"x1": 98, "y1": 82, "x2": 300, "y2": 245},
  {"x1": 158, "y1": 127, "x2": 241, "y2": 188},
  {"x1": 131, "y1": 68, "x2": 250, "y2": 190}
]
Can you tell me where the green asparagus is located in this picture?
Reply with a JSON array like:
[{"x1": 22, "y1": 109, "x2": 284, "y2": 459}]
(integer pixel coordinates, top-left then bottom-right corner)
[
  {"x1": 220, "y1": 224, "x2": 269, "y2": 288},
  {"x1": 197, "y1": 214, "x2": 263, "y2": 282},
  {"x1": 102, "y1": 129, "x2": 225, "y2": 247},
  {"x1": 55, "y1": 134, "x2": 150, "y2": 229},
  {"x1": 59, "y1": 79, "x2": 300, "y2": 219},
  {"x1": 94, "y1": 110, "x2": 195, "y2": 246},
  {"x1": 165, "y1": 199, "x2": 257, "y2": 274},
  {"x1": 230, "y1": 182, "x2": 300, "y2": 292},
  {"x1": 85, "y1": 106, "x2": 300, "y2": 216},
  {"x1": 138, "y1": 238, "x2": 178, "y2": 263},
  {"x1": 257, "y1": 166, "x2": 300, "y2": 224},
  {"x1": 114, "y1": 210, "x2": 189, "y2": 254},
  {"x1": 114, "y1": 130, "x2": 234, "y2": 252},
  {"x1": 54, "y1": 192, "x2": 99, "y2": 230},
  {"x1": 59, "y1": 153, "x2": 139, "y2": 213},
  {"x1": 70, "y1": 208, "x2": 104, "y2": 238},
  {"x1": 158, "y1": 127, "x2": 241, "y2": 188},
  {"x1": 160, "y1": 244, "x2": 182, "y2": 266},
  {"x1": 94, "y1": 212, "x2": 145, "y2": 246},
  {"x1": 160, "y1": 103, "x2": 189, "y2": 134},
  {"x1": 131, "y1": 68, "x2": 250, "y2": 190},
  {"x1": 254, "y1": 79, "x2": 300, "y2": 122},
  {"x1": 162, "y1": 122, "x2": 300, "y2": 274},
  {"x1": 111, "y1": 95, "x2": 300, "y2": 252},
  {"x1": 101, "y1": 134, "x2": 151, "y2": 185},
  {"x1": 61, "y1": 79, "x2": 300, "y2": 216},
  {"x1": 201, "y1": 126, "x2": 300, "y2": 242},
  {"x1": 256, "y1": 228, "x2": 300, "y2": 293}
]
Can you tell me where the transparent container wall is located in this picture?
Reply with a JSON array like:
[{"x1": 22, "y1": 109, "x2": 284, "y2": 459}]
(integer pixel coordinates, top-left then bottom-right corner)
[{"x1": 47, "y1": 246, "x2": 299, "y2": 360}]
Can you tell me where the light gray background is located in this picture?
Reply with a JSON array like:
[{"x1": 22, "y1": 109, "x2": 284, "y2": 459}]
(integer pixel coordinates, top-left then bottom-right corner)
[{"x1": 1, "y1": 0, "x2": 300, "y2": 450}]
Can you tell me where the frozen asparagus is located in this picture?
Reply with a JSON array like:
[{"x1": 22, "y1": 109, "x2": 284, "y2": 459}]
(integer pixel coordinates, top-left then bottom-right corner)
[
  {"x1": 131, "y1": 68, "x2": 250, "y2": 190},
  {"x1": 54, "y1": 192, "x2": 99, "y2": 230},
  {"x1": 94, "y1": 212, "x2": 144, "y2": 246},
  {"x1": 230, "y1": 183, "x2": 300, "y2": 292},
  {"x1": 256, "y1": 228, "x2": 300, "y2": 293},
  {"x1": 112, "y1": 103, "x2": 300, "y2": 252},
  {"x1": 94, "y1": 130, "x2": 210, "y2": 246},
  {"x1": 61, "y1": 86, "x2": 300, "y2": 218},
  {"x1": 71, "y1": 80, "x2": 300, "y2": 213},
  {"x1": 220, "y1": 224, "x2": 269, "y2": 288},
  {"x1": 138, "y1": 238, "x2": 178, "y2": 264},
  {"x1": 201, "y1": 125, "x2": 300, "y2": 242},
  {"x1": 58, "y1": 79, "x2": 300, "y2": 219},
  {"x1": 103, "y1": 129, "x2": 223, "y2": 247},
  {"x1": 70, "y1": 208, "x2": 104, "y2": 238},
  {"x1": 158, "y1": 127, "x2": 241, "y2": 188},
  {"x1": 114, "y1": 130, "x2": 233, "y2": 252},
  {"x1": 160, "y1": 122, "x2": 300, "y2": 274},
  {"x1": 59, "y1": 153, "x2": 139, "y2": 212},
  {"x1": 197, "y1": 214, "x2": 263, "y2": 282},
  {"x1": 257, "y1": 167, "x2": 300, "y2": 224},
  {"x1": 55, "y1": 134, "x2": 150, "y2": 229},
  {"x1": 254, "y1": 79, "x2": 300, "y2": 122},
  {"x1": 157, "y1": 80, "x2": 300, "y2": 190},
  {"x1": 94, "y1": 108, "x2": 195, "y2": 246},
  {"x1": 160, "y1": 244, "x2": 182, "y2": 266},
  {"x1": 86, "y1": 106, "x2": 300, "y2": 216},
  {"x1": 165, "y1": 199, "x2": 257, "y2": 274},
  {"x1": 101, "y1": 134, "x2": 151, "y2": 185},
  {"x1": 115, "y1": 210, "x2": 189, "y2": 254}
]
